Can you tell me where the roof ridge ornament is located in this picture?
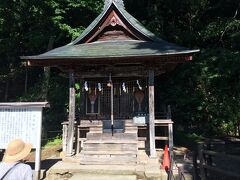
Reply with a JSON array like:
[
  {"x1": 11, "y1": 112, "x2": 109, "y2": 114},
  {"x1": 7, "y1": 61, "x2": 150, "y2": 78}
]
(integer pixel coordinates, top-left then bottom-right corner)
[{"x1": 104, "y1": 0, "x2": 125, "y2": 10}]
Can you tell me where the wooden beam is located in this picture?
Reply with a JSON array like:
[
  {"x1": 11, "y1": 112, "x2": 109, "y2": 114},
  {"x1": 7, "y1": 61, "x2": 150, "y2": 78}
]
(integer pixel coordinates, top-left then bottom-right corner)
[
  {"x1": 58, "y1": 65, "x2": 166, "y2": 78},
  {"x1": 75, "y1": 72, "x2": 148, "y2": 78},
  {"x1": 26, "y1": 54, "x2": 190, "y2": 67},
  {"x1": 148, "y1": 70, "x2": 156, "y2": 158},
  {"x1": 66, "y1": 71, "x2": 76, "y2": 156}
]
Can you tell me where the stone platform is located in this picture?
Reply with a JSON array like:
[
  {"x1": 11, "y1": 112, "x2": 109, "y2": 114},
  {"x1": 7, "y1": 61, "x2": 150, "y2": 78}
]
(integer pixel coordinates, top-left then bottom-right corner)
[
  {"x1": 46, "y1": 150, "x2": 167, "y2": 180},
  {"x1": 46, "y1": 161, "x2": 168, "y2": 180},
  {"x1": 44, "y1": 149, "x2": 193, "y2": 180}
]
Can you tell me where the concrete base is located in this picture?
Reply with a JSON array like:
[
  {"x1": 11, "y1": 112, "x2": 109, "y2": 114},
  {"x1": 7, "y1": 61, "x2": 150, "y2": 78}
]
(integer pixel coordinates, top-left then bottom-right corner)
[
  {"x1": 70, "y1": 174, "x2": 137, "y2": 180},
  {"x1": 46, "y1": 161, "x2": 166, "y2": 180},
  {"x1": 45, "y1": 150, "x2": 191, "y2": 180}
]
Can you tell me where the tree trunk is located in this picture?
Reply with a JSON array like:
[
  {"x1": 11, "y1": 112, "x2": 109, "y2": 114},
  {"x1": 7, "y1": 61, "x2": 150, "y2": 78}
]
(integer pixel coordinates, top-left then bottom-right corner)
[
  {"x1": 237, "y1": 123, "x2": 240, "y2": 137},
  {"x1": 4, "y1": 80, "x2": 9, "y2": 102},
  {"x1": 24, "y1": 63, "x2": 28, "y2": 94},
  {"x1": 41, "y1": 36, "x2": 55, "y2": 101},
  {"x1": 41, "y1": 36, "x2": 55, "y2": 140}
]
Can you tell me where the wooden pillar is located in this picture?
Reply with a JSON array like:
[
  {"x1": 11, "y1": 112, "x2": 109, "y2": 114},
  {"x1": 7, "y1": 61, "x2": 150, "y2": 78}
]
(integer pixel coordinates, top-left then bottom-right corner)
[
  {"x1": 168, "y1": 123, "x2": 173, "y2": 169},
  {"x1": 111, "y1": 82, "x2": 114, "y2": 134},
  {"x1": 66, "y1": 71, "x2": 76, "y2": 156},
  {"x1": 148, "y1": 70, "x2": 156, "y2": 157},
  {"x1": 62, "y1": 122, "x2": 68, "y2": 153},
  {"x1": 167, "y1": 105, "x2": 174, "y2": 169},
  {"x1": 79, "y1": 80, "x2": 85, "y2": 118}
]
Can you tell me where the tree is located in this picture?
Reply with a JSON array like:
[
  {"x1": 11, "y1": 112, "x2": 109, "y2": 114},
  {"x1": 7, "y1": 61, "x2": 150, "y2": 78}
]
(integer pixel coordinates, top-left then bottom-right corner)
[{"x1": 0, "y1": 0, "x2": 239, "y2": 136}]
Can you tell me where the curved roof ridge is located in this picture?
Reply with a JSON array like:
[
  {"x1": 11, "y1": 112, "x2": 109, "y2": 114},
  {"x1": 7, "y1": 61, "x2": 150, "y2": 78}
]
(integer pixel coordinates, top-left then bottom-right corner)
[
  {"x1": 104, "y1": 0, "x2": 125, "y2": 10},
  {"x1": 68, "y1": 2, "x2": 164, "y2": 45}
]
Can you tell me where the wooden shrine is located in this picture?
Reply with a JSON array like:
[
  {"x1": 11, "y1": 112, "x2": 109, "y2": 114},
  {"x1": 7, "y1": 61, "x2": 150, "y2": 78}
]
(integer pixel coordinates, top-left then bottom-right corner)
[{"x1": 21, "y1": 0, "x2": 199, "y2": 165}]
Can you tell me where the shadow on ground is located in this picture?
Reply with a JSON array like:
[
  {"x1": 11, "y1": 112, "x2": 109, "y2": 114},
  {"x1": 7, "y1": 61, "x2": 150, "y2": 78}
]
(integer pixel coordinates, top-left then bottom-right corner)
[
  {"x1": 28, "y1": 158, "x2": 61, "y2": 180},
  {"x1": 0, "y1": 150, "x2": 4, "y2": 161}
]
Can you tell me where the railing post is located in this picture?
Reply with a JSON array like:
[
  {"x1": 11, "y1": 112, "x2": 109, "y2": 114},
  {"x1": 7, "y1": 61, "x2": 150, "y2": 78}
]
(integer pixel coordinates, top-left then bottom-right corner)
[
  {"x1": 62, "y1": 122, "x2": 68, "y2": 153},
  {"x1": 168, "y1": 123, "x2": 174, "y2": 169},
  {"x1": 193, "y1": 150, "x2": 200, "y2": 180},
  {"x1": 198, "y1": 143, "x2": 207, "y2": 180}
]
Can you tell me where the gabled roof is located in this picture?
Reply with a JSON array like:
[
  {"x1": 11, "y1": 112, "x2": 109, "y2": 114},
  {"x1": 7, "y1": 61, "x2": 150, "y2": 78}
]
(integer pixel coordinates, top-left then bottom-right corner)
[
  {"x1": 69, "y1": 2, "x2": 159, "y2": 44},
  {"x1": 21, "y1": 1, "x2": 199, "y2": 66}
]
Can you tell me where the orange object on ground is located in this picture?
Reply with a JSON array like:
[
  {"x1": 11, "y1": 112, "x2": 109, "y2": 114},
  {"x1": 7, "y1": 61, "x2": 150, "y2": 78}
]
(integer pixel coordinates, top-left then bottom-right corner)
[{"x1": 162, "y1": 144, "x2": 170, "y2": 171}]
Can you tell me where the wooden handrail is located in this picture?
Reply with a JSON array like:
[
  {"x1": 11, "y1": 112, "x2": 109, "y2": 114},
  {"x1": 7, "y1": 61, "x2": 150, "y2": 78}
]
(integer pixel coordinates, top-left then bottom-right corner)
[
  {"x1": 155, "y1": 136, "x2": 168, "y2": 140},
  {"x1": 197, "y1": 143, "x2": 240, "y2": 179},
  {"x1": 155, "y1": 119, "x2": 173, "y2": 124},
  {"x1": 203, "y1": 150, "x2": 240, "y2": 161},
  {"x1": 203, "y1": 165, "x2": 240, "y2": 178}
]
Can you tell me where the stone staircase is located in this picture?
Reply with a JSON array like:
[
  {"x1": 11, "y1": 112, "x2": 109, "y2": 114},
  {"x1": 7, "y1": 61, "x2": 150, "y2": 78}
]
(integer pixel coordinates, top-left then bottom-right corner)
[{"x1": 79, "y1": 120, "x2": 138, "y2": 165}]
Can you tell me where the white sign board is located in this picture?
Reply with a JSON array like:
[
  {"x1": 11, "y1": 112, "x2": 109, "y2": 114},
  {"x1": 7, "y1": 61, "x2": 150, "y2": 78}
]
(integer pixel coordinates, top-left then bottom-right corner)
[
  {"x1": 0, "y1": 102, "x2": 48, "y2": 180},
  {"x1": 0, "y1": 107, "x2": 42, "y2": 149},
  {"x1": 133, "y1": 116, "x2": 146, "y2": 124}
]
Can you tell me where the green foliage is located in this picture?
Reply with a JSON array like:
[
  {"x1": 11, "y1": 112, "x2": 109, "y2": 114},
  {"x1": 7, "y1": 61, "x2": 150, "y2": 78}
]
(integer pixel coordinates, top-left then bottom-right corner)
[
  {"x1": 44, "y1": 74, "x2": 69, "y2": 130},
  {"x1": 136, "y1": 0, "x2": 240, "y2": 136},
  {"x1": 0, "y1": 0, "x2": 103, "y2": 80},
  {"x1": 75, "y1": 83, "x2": 81, "y2": 98},
  {"x1": 18, "y1": 73, "x2": 69, "y2": 131},
  {"x1": 43, "y1": 135, "x2": 62, "y2": 148},
  {"x1": 0, "y1": 0, "x2": 239, "y2": 137},
  {"x1": 174, "y1": 130, "x2": 204, "y2": 149},
  {"x1": 157, "y1": 49, "x2": 240, "y2": 135},
  {"x1": 0, "y1": 0, "x2": 101, "y2": 129}
]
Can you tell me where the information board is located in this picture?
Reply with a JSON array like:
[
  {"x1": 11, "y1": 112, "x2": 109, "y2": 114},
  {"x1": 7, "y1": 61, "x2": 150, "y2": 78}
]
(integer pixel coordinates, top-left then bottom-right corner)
[
  {"x1": 0, "y1": 107, "x2": 42, "y2": 149},
  {"x1": 133, "y1": 116, "x2": 146, "y2": 124}
]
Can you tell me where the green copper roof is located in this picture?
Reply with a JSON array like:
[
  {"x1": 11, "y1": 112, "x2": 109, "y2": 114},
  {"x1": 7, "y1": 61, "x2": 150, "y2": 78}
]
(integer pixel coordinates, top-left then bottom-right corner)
[{"x1": 23, "y1": 40, "x2": 199, "y2": 60}]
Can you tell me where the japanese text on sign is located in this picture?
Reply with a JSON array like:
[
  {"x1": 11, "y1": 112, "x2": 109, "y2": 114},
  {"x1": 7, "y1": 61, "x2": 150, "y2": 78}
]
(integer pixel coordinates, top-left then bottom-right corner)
[{"x1": 0, "y1": 107, "x2": 41, "y2": 149}]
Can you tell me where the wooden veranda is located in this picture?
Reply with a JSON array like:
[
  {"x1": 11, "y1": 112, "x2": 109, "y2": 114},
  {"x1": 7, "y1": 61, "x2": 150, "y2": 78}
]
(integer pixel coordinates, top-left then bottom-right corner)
[{"x1": 21, "y1": 0, "x2": 199, "y2": 165}]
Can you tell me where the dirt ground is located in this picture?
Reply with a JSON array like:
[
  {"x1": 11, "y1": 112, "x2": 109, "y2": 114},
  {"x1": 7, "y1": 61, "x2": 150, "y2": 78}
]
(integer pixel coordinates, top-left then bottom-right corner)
[
  {"x1": 0, "y1": 144, "x2": 62, "y2": 162},
  {"x1": 28, "y1": 145, "x2": 62, "y2": 162}
]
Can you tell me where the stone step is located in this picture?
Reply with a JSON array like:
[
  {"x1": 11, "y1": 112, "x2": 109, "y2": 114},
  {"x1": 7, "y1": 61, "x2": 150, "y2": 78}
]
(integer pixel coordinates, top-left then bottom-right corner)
[
  {"x1": 79, "y1": 120, "x2": 137, "y2": 127},
  {"x1": 79, "y1": 154, "x2": 137, "y2": 158},
  {"x1": 89, "y1": 129, "x2": 138, "y2": 134},
  {"x1": 69, "y1": 174, "x2": 137, "y2": 180},
  {"x1": 80, "y1": 156, "x2": 137, "y2": 165},
  {"x1": 125, "y1": 126, "x2": 138, "y2": 130},
  {"x1": 80, "y1": 150, "x2": 137, "y2": 155},
  {"x1": 90, "y1": 127, "x2": 102, "y2": 130},
  {"x1": 87, "y1": 133, "x2": 137, "y2": 140},
  {"x1": 84, "y1": 140, "x2": 138, "y2": 144},
  {"x1": 124, "y1": 131, "x2": 138, "y2": 134},
  {"x1": 47, "y1": 162, "x2": 137, "y2": 176},
  {"x1": 124, "y1": 119, "x2": 134, "y2": 123},
  {"x1": 80, "y1": 122, "x2": 138, "y2": 165},
  {"x1": 79, "y1": 120, "x2": 102, "y2": 125},
  {"x1": 125, "y1": 122, "x2": 137, "y2": 126},
  {"x1": 124, "y1": 122, "x2": 137, "y2": 126},
  {"x1": 83, "y1": 143, "x2": 138, "y2": 151},
  {"x1": 124, "y1": 129, "x2": 138, "y2": 133}
]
